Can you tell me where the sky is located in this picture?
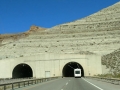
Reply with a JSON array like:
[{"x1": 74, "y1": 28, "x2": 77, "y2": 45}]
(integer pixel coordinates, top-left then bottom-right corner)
[{"x1": 0, "y1": 0, "x2": 120, "y2": 34}]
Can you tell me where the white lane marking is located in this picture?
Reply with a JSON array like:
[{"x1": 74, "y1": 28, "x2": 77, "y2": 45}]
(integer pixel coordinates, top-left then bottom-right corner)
[
  {"x1": 66, "y1": 82, "x2": 68, "y2": 85},
  {"x1": 69, "y1": 80, "x2": 70, "y2": 81},
  {"x1": 61, "y1": 89, "x2": 63, "y2": 90},
  {"x1": 82, "y1": 78, "x2": 104, "y2": 90}
]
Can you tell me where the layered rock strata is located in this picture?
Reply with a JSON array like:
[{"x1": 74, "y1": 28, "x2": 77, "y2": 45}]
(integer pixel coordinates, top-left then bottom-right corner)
[{"x1": 0, "y1": 2, "x2": 120, "y2": 60}]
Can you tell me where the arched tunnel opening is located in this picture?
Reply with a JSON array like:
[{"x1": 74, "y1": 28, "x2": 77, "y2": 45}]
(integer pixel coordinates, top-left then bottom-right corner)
[
  {"x1": 12, "y1": 63, "x2": 33, "y2": 78},
  {"x1": 62, "y1": 62, "x2": 84, "y2": 77}
]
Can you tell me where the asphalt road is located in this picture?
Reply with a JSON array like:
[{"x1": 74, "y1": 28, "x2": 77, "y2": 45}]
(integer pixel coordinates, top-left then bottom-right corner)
[{"x1": 16, "y1": 77, "x2": 120, "y2": 90}]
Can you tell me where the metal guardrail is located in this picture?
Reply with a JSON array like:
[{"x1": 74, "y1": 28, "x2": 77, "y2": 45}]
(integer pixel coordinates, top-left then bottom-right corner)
[
  {"x1": 85, "y1": 76, "x2": 120, "y2": 85},
  {"x1": 0, "y1": 77, "x2": 59, "y2": 90},
  {"x1": 0, "y1": 77, "x2": 35, "y2": 84}
]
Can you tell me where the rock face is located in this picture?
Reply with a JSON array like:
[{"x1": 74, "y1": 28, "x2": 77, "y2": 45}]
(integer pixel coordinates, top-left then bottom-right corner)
[
  {"x1": 102, "y1": 48, "x2": 120, "y2": 74},
  {"x1": 28, "y1": 25, "x2": 46, "y2": 32},
  {"x1": 0, "y1": 1, "x2": 120, "y2": 60}
]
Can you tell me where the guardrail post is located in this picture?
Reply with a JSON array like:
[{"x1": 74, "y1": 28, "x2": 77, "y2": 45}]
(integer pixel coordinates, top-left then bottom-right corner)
[
  {"x1": 28, "y1": 81, "x2": 29, "y2": 86},
  {"x1": 18, "y1": 82, "x2": 20, "y2": 88},
  {"x1": 12, "y1": 83, "x2": 14, "y2": 90},
  {"x1": 32, "y1": 80, "x2": 33, "y2": 84},
  {"x1": 24, "y1": 81, "x2": 25, "y2": 87},
  {"x1": 4, "y1": 85, "x2": 6, "y2": 90}
]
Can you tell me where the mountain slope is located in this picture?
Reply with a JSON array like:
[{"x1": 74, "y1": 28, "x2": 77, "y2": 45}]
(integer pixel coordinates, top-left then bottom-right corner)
[{"x1": 0, "y1": 1, "x2": 120, "y2": 60}]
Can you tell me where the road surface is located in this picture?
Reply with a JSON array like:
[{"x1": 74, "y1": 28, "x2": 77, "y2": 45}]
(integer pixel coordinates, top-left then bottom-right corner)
[{"x1": 16, "y1": 77, "x2": 120, "y2": 90}]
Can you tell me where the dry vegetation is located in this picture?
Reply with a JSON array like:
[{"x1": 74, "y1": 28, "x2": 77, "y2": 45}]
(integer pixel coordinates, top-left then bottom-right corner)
[
  {"x1": 0, "y1": 25, "x2": 46, "y2": 46},
  {"x1": 102, "y1": 48, "x2": 120, "y2": 77}
]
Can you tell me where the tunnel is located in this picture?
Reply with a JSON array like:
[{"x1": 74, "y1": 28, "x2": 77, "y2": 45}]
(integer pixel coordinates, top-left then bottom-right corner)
[
  {"x1": 12, "y1": 63, "x2": 33, "y2": 78},
  {"x1": 62, "y1": 62, "x2": 84, "y2": 77}
]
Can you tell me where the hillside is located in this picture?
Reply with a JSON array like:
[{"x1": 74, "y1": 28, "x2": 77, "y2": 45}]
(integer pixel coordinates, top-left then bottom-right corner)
[
  {"x1": 0, "y1": 1, "x2": 120, "y2": 60},
  {"x1": 0, "y1": 25, "x2": 46, "y2": 46}
]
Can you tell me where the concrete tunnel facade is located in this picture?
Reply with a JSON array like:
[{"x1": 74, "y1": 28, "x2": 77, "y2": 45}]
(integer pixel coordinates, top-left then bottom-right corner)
[{"x1": 0, "y1": 53, "x2": 102, "y2": 78}]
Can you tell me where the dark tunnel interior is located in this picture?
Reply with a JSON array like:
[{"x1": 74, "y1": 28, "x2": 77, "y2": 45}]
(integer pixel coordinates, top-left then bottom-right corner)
[
  {"x1": 62, "y1": 62, "x2": 84, "y2": 77},
  {"x1": 12, "y1": 63, "x2": 33, "y2": 78}
]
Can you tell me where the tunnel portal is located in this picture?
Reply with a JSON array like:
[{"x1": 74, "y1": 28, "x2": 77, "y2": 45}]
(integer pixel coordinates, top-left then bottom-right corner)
[
  {"x1": 62, "y1": 62, "x2": 84, "y2": 77},
  {"x1": 12, "y1": 63, "x2": 33, "y2": 78}
]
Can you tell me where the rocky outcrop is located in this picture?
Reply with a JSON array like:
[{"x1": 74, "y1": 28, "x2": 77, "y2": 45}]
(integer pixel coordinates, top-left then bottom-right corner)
[
  {"x1": 102, "y1": 48, "x2": 120, "y2": 75},
  {"x1": 28, "y1": 25, "x2": 46, "y2": 32}
]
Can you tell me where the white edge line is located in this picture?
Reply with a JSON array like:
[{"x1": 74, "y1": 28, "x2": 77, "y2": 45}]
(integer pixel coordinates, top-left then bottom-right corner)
[
  {"x1": 66, "y1": 82, "x2": 68, "y2": 85},
  {"x1": 82, "y1": 78, "x2": 104, "y2": 90}
]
